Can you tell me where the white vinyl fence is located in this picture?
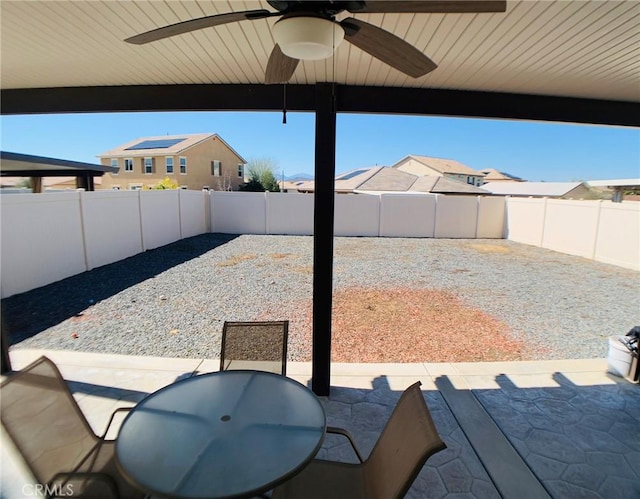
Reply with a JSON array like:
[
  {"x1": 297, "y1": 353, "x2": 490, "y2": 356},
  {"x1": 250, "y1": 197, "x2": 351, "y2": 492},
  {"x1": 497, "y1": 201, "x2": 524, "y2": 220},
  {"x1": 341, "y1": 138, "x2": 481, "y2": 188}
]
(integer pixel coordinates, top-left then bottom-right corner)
[
  {"x1": 506, "y1": 197, "x2": 640, "y2": 271},
  {"x1": 1, "y1": 190, "x2": 637, "y2": 298},
  {"x1": 1, "y1": 190, "x2": 210, "y2": 298},
  {"x1": 209, "y1": 191, "x2": 506, "y2": 239}
]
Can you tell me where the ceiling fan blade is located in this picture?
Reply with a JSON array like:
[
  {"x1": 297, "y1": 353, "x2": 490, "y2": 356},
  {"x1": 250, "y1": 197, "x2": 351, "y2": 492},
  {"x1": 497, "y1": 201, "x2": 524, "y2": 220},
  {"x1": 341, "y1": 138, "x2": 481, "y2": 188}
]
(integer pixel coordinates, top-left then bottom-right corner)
[
  {"x1": 125, "y1": 9, "x2": 273, "y2": 44},
  {"x1": 341, "y1": 18, "x2": 437, "y2": 78},
  {"x1": 350, "y1": 1, "x2": 507, "y2": 14},
  {"x1": 265, "y1": 44, "x2": 300, "y2": 84}
]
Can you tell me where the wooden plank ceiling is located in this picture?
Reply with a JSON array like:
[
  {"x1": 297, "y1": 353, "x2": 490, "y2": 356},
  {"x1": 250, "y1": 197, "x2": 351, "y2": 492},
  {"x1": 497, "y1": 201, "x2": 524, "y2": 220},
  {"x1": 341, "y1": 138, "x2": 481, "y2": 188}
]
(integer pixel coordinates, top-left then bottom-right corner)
[{"x1": 1, "y1": 0, "x2": 638, "y2": 103}]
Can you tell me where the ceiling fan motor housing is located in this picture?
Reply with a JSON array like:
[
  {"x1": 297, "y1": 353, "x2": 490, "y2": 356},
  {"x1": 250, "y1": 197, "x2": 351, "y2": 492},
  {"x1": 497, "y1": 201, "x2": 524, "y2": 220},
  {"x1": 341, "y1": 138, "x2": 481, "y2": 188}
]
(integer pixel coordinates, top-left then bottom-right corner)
[{"x1": 273, "y1": 15, "x2": 345, "y2": 60}]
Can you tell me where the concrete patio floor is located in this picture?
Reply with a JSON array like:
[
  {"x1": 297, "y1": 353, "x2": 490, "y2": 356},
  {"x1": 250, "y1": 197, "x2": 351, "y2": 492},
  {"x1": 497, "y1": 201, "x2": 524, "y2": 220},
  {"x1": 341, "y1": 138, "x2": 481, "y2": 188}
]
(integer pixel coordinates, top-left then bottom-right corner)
[{"x1": 2, "y1": 348, "x2": 639, "y2": 498}]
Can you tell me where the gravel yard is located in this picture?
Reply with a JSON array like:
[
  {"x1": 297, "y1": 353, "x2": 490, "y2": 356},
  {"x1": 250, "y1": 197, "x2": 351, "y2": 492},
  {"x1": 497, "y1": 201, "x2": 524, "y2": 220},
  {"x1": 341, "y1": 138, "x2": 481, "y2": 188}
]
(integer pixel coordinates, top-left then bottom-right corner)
[{"x1": 3, "y1": 234, "x2": 639, "y2": 362}]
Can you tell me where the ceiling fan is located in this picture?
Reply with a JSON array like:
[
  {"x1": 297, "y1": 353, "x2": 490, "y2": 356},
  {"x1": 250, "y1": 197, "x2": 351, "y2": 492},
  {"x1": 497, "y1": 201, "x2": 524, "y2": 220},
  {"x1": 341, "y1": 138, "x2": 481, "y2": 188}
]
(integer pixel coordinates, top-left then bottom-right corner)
[{"x1": 125, "y1": 1, "x2": 507, "y2": 84}]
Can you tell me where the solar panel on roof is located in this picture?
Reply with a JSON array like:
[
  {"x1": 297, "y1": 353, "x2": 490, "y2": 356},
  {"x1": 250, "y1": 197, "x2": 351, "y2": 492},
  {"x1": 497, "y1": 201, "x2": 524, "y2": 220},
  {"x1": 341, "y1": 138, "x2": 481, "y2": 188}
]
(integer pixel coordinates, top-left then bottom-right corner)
[
  {"x1": 125, "y1": 138, "x2": 186, "y2": 150},
  {"x1": 337, "y1": 169, "x2": 370, "y2": 180}
]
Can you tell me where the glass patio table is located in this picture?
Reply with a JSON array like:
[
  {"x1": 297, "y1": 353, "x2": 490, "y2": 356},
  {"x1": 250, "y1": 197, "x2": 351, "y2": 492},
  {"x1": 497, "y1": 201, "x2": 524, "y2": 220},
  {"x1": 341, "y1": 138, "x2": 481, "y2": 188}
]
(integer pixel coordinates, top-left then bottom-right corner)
[{"x1": 115, "y1": 370, "x2": 326, "y2": 498}]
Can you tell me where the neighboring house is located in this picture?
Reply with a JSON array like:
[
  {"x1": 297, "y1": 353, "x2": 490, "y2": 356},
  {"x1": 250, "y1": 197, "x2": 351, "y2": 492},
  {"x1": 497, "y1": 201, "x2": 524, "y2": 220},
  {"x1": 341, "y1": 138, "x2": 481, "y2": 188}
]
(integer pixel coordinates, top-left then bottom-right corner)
[
  {"x1": 480, "y1": 168, "x2": 524, "y2": 182},
  {"x1": 97, "y1": 133, "x2": 247, "y2": 191},
  {"x1": 392, "y1": 155, "x2": 486, "y2": 187},
  {"x1": 295, "y1": 167, "x2": 378, "y2": 193},
  {"x1": 482, "y1": 181, "x2": 599, "y2": 199},
  {"x1": 296, "y1": 166, "x2": 489, "y2": 195},
  {"x1": 278, "y1": 180, "x2": 308, "y2": 192}
]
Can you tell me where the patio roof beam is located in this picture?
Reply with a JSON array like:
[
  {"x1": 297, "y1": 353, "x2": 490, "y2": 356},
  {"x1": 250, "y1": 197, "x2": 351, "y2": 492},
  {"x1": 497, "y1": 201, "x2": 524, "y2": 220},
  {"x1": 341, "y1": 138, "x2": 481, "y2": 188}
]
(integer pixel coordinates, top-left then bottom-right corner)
[{"x1": 1, "y1": 85, "x2": 638, "y2": 127}]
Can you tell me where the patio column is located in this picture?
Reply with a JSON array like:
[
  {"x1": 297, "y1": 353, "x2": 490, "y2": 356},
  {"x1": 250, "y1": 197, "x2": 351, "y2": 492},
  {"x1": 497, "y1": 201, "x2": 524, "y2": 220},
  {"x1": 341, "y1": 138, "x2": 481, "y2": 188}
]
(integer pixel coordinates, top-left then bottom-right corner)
[
  {"x1": 31, "y1": 176, "x2": 42, "y2": 193},
  {"x1": 312, "y1": 83, "x2": 337, "y2": 396},
  {"x1": 1, "y1": 320, "x2": 12, "y2": 373},
  {"x1": 76, "y1": 174, "x2": 94, "y2": 191}
]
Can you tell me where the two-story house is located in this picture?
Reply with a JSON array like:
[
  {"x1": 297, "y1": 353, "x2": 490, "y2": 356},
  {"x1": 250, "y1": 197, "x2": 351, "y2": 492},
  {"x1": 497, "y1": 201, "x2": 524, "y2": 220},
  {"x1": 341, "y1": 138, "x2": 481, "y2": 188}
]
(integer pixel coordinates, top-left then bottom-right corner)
[
  {"x1": 98, "y1": 133, "x2": 246, "y2": 191},
  {"x1": 391, "y1": 155, "x2": 486, "y2": 187}
]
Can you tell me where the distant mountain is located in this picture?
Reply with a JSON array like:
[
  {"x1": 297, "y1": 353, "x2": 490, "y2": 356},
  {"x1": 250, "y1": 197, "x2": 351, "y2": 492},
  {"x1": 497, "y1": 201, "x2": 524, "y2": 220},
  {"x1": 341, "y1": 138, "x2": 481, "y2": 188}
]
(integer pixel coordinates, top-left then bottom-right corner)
[{"x1": 284, "y1": 173, "x2": 314, "y2": 181}]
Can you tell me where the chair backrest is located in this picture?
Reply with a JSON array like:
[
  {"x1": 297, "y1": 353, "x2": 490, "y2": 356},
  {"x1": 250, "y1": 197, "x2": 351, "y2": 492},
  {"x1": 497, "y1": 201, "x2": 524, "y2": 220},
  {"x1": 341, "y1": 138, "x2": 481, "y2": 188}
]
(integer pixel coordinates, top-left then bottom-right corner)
[
  {"x1": 0, "y1": 356, "x2": 99, "y2": 485},
  {"x1": 220, "y1": 321, "x2": 289, "y2": 375},
  {"x1": 363, "y1": 381, "x2": 447, "y2": 499}
]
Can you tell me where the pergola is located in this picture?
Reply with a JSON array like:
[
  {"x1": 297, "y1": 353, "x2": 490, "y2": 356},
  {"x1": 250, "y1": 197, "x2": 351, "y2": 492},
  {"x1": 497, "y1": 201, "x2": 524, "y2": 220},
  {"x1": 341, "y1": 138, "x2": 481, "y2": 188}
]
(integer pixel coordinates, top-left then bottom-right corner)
[
  {"x1": 0, "y1": 151, "x2": 117, "y2": 192},
  {"x1": 1, "y1": 0, "x2": 638, "y2": 394}
]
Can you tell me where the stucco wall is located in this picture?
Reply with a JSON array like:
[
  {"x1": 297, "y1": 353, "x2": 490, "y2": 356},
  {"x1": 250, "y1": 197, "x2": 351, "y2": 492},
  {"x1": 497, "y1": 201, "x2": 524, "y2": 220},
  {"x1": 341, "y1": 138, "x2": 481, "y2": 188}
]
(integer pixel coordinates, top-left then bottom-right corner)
[{"x1": 394, "y1": 158, "x2": 440, "y2": 176}]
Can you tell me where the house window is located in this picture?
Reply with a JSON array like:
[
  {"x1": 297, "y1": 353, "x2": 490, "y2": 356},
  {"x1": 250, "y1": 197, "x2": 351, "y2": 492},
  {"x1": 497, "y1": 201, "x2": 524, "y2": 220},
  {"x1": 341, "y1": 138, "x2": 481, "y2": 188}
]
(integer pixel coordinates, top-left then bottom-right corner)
[
  {"x1": 467, "y1": 176, "x2": 474, "y2": 185},
  {"x1": 212, "y1": 160, "x2": 221, "y2": 176},
  {"x1": 179, "y1": 185, "x2": 188, "y2": 190},
  {"x1": 129, "y1": 184, "x2": 143, "y2": 190},
  {"x1": 237, "y1": 163, "x2": 244, "y2": 178},
  {"x1": 112, "y1": 186, "x2": 120, "y2": 190},
  {"x1": 179, "y1": 157, "x2": 187, "y2": 174},
  {"x1": 124, "y1": 158, "x2": 134, "y2": 172},
  {"x1": 166, "y1": 157, "x2": 174, "y2": 174},
  {"x1": 111, "y1": 158, "x2": 119, "y2": 175},
  {"x1": 144, "y1": 158, "x2": 154, "y2": 174}
]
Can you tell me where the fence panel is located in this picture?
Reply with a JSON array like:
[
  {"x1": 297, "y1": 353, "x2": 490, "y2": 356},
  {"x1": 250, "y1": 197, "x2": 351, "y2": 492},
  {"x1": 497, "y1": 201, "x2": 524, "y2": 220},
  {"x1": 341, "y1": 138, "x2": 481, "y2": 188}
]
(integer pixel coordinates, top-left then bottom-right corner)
[
  {"x1": 1, "y1": 193, "x2": 86, "y2": 298},
  {"x1": 542, "y1": 200, "x2": 600, "y2": 259},
  {"x1": 140, "y1": 190, "x2": 181, "y2": 250},
  {"x1": 211, "y1": 191, "x2": 266, "y2": 234},
  {"x1": 435, "y1": 195, "x2": 478, "y2": 238},
  {"x1": 477, "y1": 196, "x2": 506, "y2": 238},
  {"x1": 506, "y1": 198, "x2": 546, "y2": 246},
  {"x1": 379, "y1": 194, "x2": 436, "y2": 237},
  {"x1": 266, "y1": 192, "x2": 314, "y2": 235},
  {"x1": 595, "y1": 202, "x2": 640, "y2": 271},
  {"x1": 81, "y1": 190, "x2": 143, "y2": 270},
  {"x1": 335, "y1": 194, "x2": 380, "y2": 236},
  {"x1": 179, "y1": 190, "x2": 209, "y2": 238}
]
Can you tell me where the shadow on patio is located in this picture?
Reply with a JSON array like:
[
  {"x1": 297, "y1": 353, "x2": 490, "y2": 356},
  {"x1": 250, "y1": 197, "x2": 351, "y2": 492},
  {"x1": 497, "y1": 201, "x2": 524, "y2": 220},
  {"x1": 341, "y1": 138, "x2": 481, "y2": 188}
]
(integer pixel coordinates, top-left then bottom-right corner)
[{"x1": 2, "y1": 349, "x2": 638, "y2": 498}]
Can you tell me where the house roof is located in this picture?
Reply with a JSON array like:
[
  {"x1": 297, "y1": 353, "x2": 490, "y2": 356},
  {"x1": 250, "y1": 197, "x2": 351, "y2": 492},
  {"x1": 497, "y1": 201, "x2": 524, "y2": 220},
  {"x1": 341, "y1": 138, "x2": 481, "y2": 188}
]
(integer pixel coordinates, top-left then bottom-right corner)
[
  {"x1": 358, "y1": 168, "x2": 488, "y2": 194},
  {"x1": 480, "y1": 168, "x2": 524, "y2": 182},
  {"x1": 296, "y1": 167, "x2": 382, "y2": 193},
  {"x1": 0, "y1": 151, "x2": 117, "y2": 177},
  {"x1": 299, "y1": 166, "x2": 488, "y2": 195},
  {"x1": 482, "y1": 181, "x2": 584, "y2": 197},
  {"x1": 394, "y1": 155, "x2": 485, "y2": 176},
  {"x1": 97, "y1": 133, "x2": 246, "y2": 162}
]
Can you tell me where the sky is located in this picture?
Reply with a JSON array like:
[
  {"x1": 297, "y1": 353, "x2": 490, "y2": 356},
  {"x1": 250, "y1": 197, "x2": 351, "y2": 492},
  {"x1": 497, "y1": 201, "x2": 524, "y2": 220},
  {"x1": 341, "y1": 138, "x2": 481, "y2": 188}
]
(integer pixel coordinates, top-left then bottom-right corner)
[{"x1": 1, "y1": 111, "x2": 638, "y2": 182}]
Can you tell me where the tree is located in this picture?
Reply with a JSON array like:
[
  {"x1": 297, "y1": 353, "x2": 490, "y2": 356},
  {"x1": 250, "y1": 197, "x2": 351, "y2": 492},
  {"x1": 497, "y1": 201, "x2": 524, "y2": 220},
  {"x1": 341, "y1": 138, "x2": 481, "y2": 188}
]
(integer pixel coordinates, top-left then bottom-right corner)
[{"x1": 241, "y1": 157, "x2": 281, "y2": 192}]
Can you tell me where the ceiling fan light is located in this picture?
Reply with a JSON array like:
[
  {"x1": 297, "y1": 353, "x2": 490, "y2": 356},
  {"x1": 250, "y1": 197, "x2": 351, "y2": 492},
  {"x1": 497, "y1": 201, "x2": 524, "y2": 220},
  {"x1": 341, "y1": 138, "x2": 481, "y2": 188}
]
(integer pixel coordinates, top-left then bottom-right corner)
[{"x1": 273, "y1": 16, "x2": 344, "y2": 60}]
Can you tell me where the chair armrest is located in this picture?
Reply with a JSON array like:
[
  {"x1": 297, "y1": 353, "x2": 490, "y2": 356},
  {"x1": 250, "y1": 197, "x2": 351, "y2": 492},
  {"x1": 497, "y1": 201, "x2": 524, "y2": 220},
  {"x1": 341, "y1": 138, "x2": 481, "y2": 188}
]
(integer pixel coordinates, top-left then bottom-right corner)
[
  {"x1": 100, "y1": 407, "x2": 133, "y2": 440},
  {"x1": 326, "y1": 426, "x2": 364, "y2": 463},
  {"x1": 49, "y1": 471, "x2": 120, "y2": 498}
]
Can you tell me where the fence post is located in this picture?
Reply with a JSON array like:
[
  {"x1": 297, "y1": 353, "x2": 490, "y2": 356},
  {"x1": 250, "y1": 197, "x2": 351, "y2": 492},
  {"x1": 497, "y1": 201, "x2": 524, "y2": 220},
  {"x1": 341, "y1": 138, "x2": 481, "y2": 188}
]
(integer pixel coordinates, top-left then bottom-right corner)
[
  {"x1": 78, "y1": 191, "x2": 90, "y2": 272},
  {"x1": 264, "y1": 191, "x2": 269, "y2": 235},
  {"x1": 539, "y1": 197, "x2": 548, "y2": 247},
  {"x1": 591, "y1": 200, "x2": 603, "y2": 260}
]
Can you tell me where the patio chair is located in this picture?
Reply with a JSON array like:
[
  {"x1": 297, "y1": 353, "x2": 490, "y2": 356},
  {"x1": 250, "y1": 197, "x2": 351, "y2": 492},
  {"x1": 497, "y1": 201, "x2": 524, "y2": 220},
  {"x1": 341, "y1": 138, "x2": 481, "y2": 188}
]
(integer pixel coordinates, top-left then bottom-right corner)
[
  {"x1": 0, "y1": 356, "x2": 144, "y2": 499},
  {"x1": 272, "y1": 381, "x2": 446, "y2": 499},
  {"x1": 220, "y1": 320, "x2": 289, "y2": 375}
]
